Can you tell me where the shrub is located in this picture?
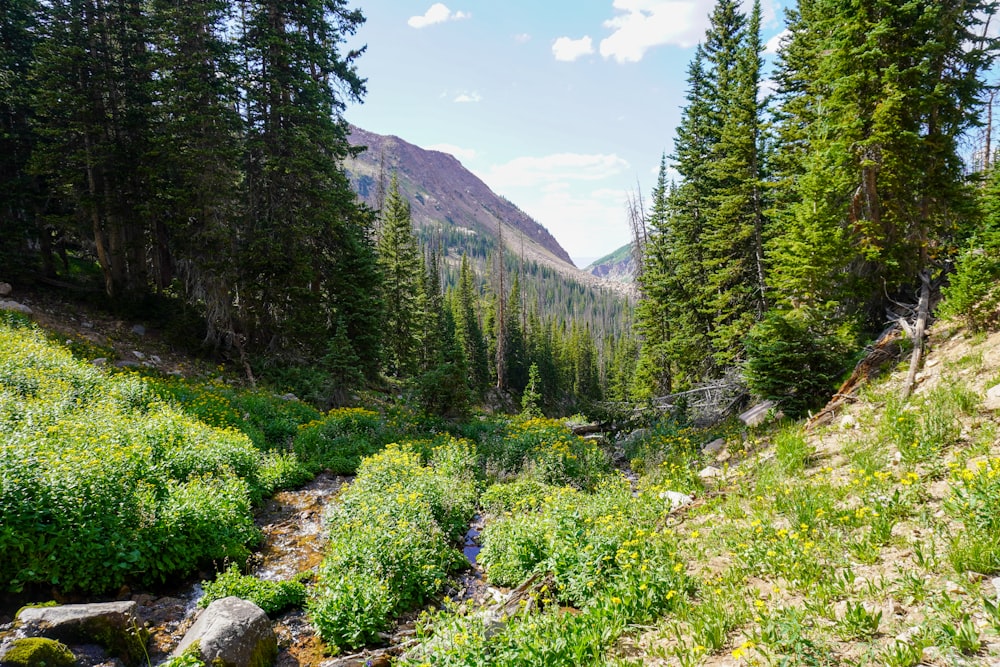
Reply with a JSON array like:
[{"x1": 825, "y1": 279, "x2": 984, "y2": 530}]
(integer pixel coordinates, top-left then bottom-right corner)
[
  {"x1": 745, "y1": 309, "x2": 851, "y2": 419},
  {"x1": 200, "y1": 564, "x2": 307, "y2": 615},
  {"x1": 292, "y1": 407, "x2": 384, "y2": 474}
]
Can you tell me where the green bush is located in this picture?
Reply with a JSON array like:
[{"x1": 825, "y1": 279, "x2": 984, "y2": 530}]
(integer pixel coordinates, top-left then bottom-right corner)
[
  {"x1": 200, "y1": 564, "x2": 307, "y2": 615},
  {"x1": 744, "y1": 310, "x2": 850, "y2": 419},
  {"x1": 292, "y1": 407, "x2": 385, "y2": 473},
  {"x1": 309, "y1": 441, "x2": 476, "y2": 651},
  {"x1": 0, "y1": 323, "x2": 265, "y2": 594}
]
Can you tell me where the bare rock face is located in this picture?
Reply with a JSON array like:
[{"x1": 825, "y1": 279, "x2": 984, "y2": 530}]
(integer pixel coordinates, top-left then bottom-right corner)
[
  {"x1": 171, "y1": 597, "x2": 276, "y2": 667},
  {"x1": 14, "y1": 602, "x2": 147, "y2": 665}
]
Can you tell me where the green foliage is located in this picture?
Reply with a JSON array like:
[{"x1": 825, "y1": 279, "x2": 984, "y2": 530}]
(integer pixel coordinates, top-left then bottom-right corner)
[
  {"x1": 946, "y1": 457, "x2": 1000, "y2": 573},
  {"x1": 200, "y1": 564, "x2": 307, "y2": 616},
  {"x1": 520, "y1": 362, "x2": 543, "y2": 417},
  {"x1": 0, "y1": 323, "x2": 268, "y2": 594},
  {"x1": 476, "y1": 417, "x2": 610, "y2": 489},
  {"x1": 0, "y1": 638, "x2": 76, "y2": 667},
  {"x1": 744, "y1": 310, "x2": 850, "y2": 418},
  {"x1": 309, "y1": 440, "x2": 476, "y2": 651},
  {"x1": 291, "y1": 407, "x2": 390, "y2": 474}
]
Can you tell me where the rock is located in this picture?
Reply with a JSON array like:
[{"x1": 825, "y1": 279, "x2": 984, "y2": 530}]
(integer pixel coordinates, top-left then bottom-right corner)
[
  {"x1": 171, "y1": 597, "x2": 276, "y2": 667},
  {"x1": 91, "y1": 358, "x2": 107, "y2": 367},
  {"x1": 14, "y1": 602, "x2": 147, "y2": 664},
  {"x1": 622, "y1": 428, "x2": 651, "y2": 445},
  {"x1": 991, "y1": 576, "x2": 1000, "y2": 599},
  {"x1": 82, "y1": 321, "x2": 93, "y2": 329},
  {"x1": 926, "y1": 357, "x2": 940, "y2": 368},
  {"x1": 149, "y1": 355, "x2": 161, "y2": 364},
  {"x1": 658, "y1": 490, "x2": 694, "y2": 510},
  {"x1": 0, "y1": 283, "x2": 11, "y2": 297},
  {"x1": 703, "y1": 438, "x2": 726, "y2": 455},
  {"x1": 839, "y1": 414, "x2": 857, "y2": 429},
  {"x1": 699, "y1": 466, "x2": 723, "y2": 480},
  {"x1": 113, "y1": 361, "x2": 139, "y2": 369},
  {"x1": 131, "y1": 351, "x2": 144, "y2": 361},
  {"x1": 739, "y1": 401, "x2": 776, "y2": 427},
  {"x1": 985, "y1": 384, "x2": 1000, "y2": 411},
  {"x1": 0, "y1": 300, "x2": 31, "y2": 315},
  {"x1": 0, "y1": 637, "x2": 75, "y2": 667},
  {"x1": 895, "y1": 626, "x2": 922, "y2": 644},
  {"x1": 130, "y1": 324, "x2": 145, "y2": 336}
]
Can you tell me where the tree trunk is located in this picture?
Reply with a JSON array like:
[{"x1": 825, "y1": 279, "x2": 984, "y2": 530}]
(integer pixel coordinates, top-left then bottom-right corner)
[{"x1": 900, "y1": 270, "x2": 931, "y2": 401}]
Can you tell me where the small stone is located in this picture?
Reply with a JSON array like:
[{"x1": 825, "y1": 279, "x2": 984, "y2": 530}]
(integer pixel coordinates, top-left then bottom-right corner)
[
  {"x1": 699, "y1": 466, "x2": 723, "y2": 480},
  {"x1": 131, "y1": 324, "x2": 145, "y2": 336},
  {"x1": 0, "y1": 283, "x2": 11, "y2": 297},
  {"x1": 839, "y1": 414, "x2": 857, "y2": 429},
  {"x1": 716, "y1": 450, "x2": 731, "y2": 463},
  {"x1": 114, "y1": 360, "x2": 139, "y2": 369},
  {"x1": 985, "y1": 384, "x2": 1000, "y2": 411},
  {"x1": 703, "y1": 438, "x2": 726, "y2": 455},
  {"x1": 926, "y1": 357, "x2": 940, "y2": 368},
  {"x1": 149, "y1": 355, "x2": 161, "y2": 364},
  {"x1": 131, "y1": 351, "x2": 145, "y2": 360},
  {"x1": 895, "y1": 626, "x2": 921, "y2": 644},
  {"x1": 991, "y1": 576, "x2": 1000, "y2": 598},
  {"x1": 658, "y1": 490, "x2": 693, "y2": 510},
  {"x1": 91, "y1": 358, "x2": 107, "y2": 367},
  {"x1": 82, "y1": 321, "x2": 93, "y2": 328}
]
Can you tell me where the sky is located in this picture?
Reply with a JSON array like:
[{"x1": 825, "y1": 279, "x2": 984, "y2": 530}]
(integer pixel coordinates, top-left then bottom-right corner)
[{"x1": 343, "y1": 1, "x2": 790, "y2": 267}]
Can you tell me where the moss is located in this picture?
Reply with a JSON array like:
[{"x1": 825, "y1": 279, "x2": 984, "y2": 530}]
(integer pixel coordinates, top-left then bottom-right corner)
[
  {"x1": 1, "y1": 637, "x2": 76, "y2": 666},
  {"x1": 86, "y1": 618, "x2": 149, "y2": 666}
]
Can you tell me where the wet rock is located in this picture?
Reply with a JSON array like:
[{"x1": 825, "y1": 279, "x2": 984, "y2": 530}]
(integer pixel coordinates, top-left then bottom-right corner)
[
  {"x1": 0, "y1": 300, "x2": 31, "y2": 315},
  {"x1": 0, "y1": 637, "x2": 75, "y2": 667},
  {"x1": 659, "y1": 490, "x2": 694, "y2": 510},
  {"x1": 15, "y1": 602, "x2": 147, "y2": 665},
  {"x1": 0, "y1": 283, "x2": 12, "y2": 297},
  {"x1": 171, "y1": 597, "x2": 276, "y2": 667}
]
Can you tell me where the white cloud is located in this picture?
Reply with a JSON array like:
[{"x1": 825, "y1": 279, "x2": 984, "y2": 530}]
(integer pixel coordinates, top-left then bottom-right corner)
[
  {"x1": 408, "y1": 3, "x2": 470, "y2": 29},
  {"x1": 453, "y1": 92, "x2": 482, "y2": 103},
  {"x1": 484, "y1": 153, "x2": 630, "y2": 189},
  {"x1": 598, "y1": 0, "x2": 783, "y2": 63},
  {"x1": 516, "y1": 186, "x2": 632, "y2": 257},
  {"x1": 552, "y1": 36, "x2": 595, "y2": 62},
  {"x1": 426, "y1": 143, "x2": 477, "y2": 161},
  {"x1": 514, "y1": 33, "x2": 532, "y2": 44},
  {"x1": 765, "y1": 28, "x2": 789, "y2": 54},
  {"x1": 759, "y1": 77, "x2": 778, "y2": 99}
]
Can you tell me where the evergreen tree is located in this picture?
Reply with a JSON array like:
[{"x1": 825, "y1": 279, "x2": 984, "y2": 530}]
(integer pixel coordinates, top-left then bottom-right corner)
[
  {"x1": 31, "y1": 0, "x2": 155, "y2": 297},
  {"x1": 453, "y1": 255, "x2": 490, "y2": 395},
  {"x1": 0, "y1": 0, "x2": 41, "y2": 277},
  {"x1": 376, "y1": 175, "x2": 424, "y2": 377}
]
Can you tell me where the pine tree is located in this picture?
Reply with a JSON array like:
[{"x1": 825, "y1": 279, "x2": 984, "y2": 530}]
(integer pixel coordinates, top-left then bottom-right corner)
[
  {"x1": 31, "y1": 0, "x2": 155, "y2": 297},
  {"x1": 0, "y1": 0, "x2": 41, "y2": 277},
  {"x1": 146, "y1": 0, "x2": 242, "y2": 342},
  {"x1": 376, "y1": 175, "x2": 424, "y2": 377},
  {"x1": 453, "y1": 255, "x2": 490, "y2": 396}
]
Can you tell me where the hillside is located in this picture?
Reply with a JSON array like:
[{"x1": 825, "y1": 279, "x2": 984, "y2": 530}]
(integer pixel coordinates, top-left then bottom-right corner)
[{"x1": 586, "y1": 242, "x2": 637, "y2": 283}]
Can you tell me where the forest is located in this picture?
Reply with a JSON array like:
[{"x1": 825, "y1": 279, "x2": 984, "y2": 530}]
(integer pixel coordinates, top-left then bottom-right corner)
[{"x1": 7, "y1": 0, "x2": 1000, "y2": 665}]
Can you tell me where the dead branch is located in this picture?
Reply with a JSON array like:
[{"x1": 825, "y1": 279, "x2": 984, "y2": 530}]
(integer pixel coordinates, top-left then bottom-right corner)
[{"x1": 900, "y1": 270, "x2": 931, "y2": 401}]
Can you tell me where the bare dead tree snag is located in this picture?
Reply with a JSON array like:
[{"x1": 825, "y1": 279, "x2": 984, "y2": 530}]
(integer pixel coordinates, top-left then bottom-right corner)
[{"x1": 900, "y1": 270, "x2": 931, "y2": 401}]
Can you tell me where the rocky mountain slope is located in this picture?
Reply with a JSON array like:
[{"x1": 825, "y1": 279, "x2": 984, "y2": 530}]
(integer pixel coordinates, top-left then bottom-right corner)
[
  {"x1": 345, "y1": 125, "x2": 603, "y2": 286},
  {"x1": 585, "y1": 242, "x2": 637, "y2": 283}
]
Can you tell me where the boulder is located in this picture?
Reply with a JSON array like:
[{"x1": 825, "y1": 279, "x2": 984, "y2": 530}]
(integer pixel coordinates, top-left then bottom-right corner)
[
  {"x1": 15, "y1": 602, "x2": 147, "y2": 665},
  {"x1": 0, "y1": 638, "x2": 75, "y2": 667},
  {"x1": 698, "y1": 466, "x2": 723, "y2": 480},
  {"x1": 0, "y1": 300, "x2": 31, "y2": 315},
  {"x1": 171, "y1": 597, "x2": 276, "y2": 667}
]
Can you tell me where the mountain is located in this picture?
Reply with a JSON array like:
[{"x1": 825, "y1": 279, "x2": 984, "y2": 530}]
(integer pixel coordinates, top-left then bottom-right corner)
[
  {"x1": 345, "y1": 125, "x2": 575, "y2": 270},
  {"x1": 585, "y1": 242, "x2": 637, "y2": 283}
]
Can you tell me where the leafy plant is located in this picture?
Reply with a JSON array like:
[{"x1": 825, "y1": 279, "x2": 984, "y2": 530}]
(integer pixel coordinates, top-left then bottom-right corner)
[{"x1": 200, "y1": 564, "x2": 307, "y2": 615}]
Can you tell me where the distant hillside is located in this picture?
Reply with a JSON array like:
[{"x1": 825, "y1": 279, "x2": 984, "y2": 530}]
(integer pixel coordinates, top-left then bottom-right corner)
[
  {"x1": 345, "y1": 125, "x2": 575, "y2": 270},
  {"x1": 585, "y1": 242, "x2": 637, "y2": 283}
]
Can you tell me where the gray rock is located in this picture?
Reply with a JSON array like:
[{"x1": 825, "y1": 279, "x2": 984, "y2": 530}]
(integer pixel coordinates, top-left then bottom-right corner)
[
  {"x1": 702, "y1": 438, "x2": 726, "y2": 455},
  {"x1": 15, "y1": 602, "x2": 146, "y2": 664},
  {"x1": 985, "y1": 384, "x2": 1000, "y2": 411},
  {"x1": 91, "y1": 358, "x2": 107, "y2": 367},
  {"x1": 131, "y1": 351, "x2": 144, "y2": 361},
  {"x1": 0, "y1": 300, "x2": 31, "y2": 315},
  {"x1": 113, "y1": 360, "x2": 139, "y2": 369},
  {"x1": 0, "y1": 283, "x2": 11, "y2": 297},
  {"x1": 171, "y1": 597, "x2": 276, "y2": 667},
  {"x1": 149, "y1": 355, "x2": 161, "y2": 365},
  {"x1": 739, "y1": 401, "x2": 776, "y2": 427},
  {"x1": 698, "y1": 466, "x2": 723, "y2": 480},
  {"x1": 130, "y1": 324, "x2": 145, "y2": 336},
  {"x1": 658, "y1": 490, "x2": 693, "y2": 510}
]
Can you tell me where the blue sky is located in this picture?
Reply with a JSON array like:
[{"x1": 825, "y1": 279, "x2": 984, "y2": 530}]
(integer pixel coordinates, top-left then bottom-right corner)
[{"x1": 344, "y1": 1, "x2": 790, "y2": 266}]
